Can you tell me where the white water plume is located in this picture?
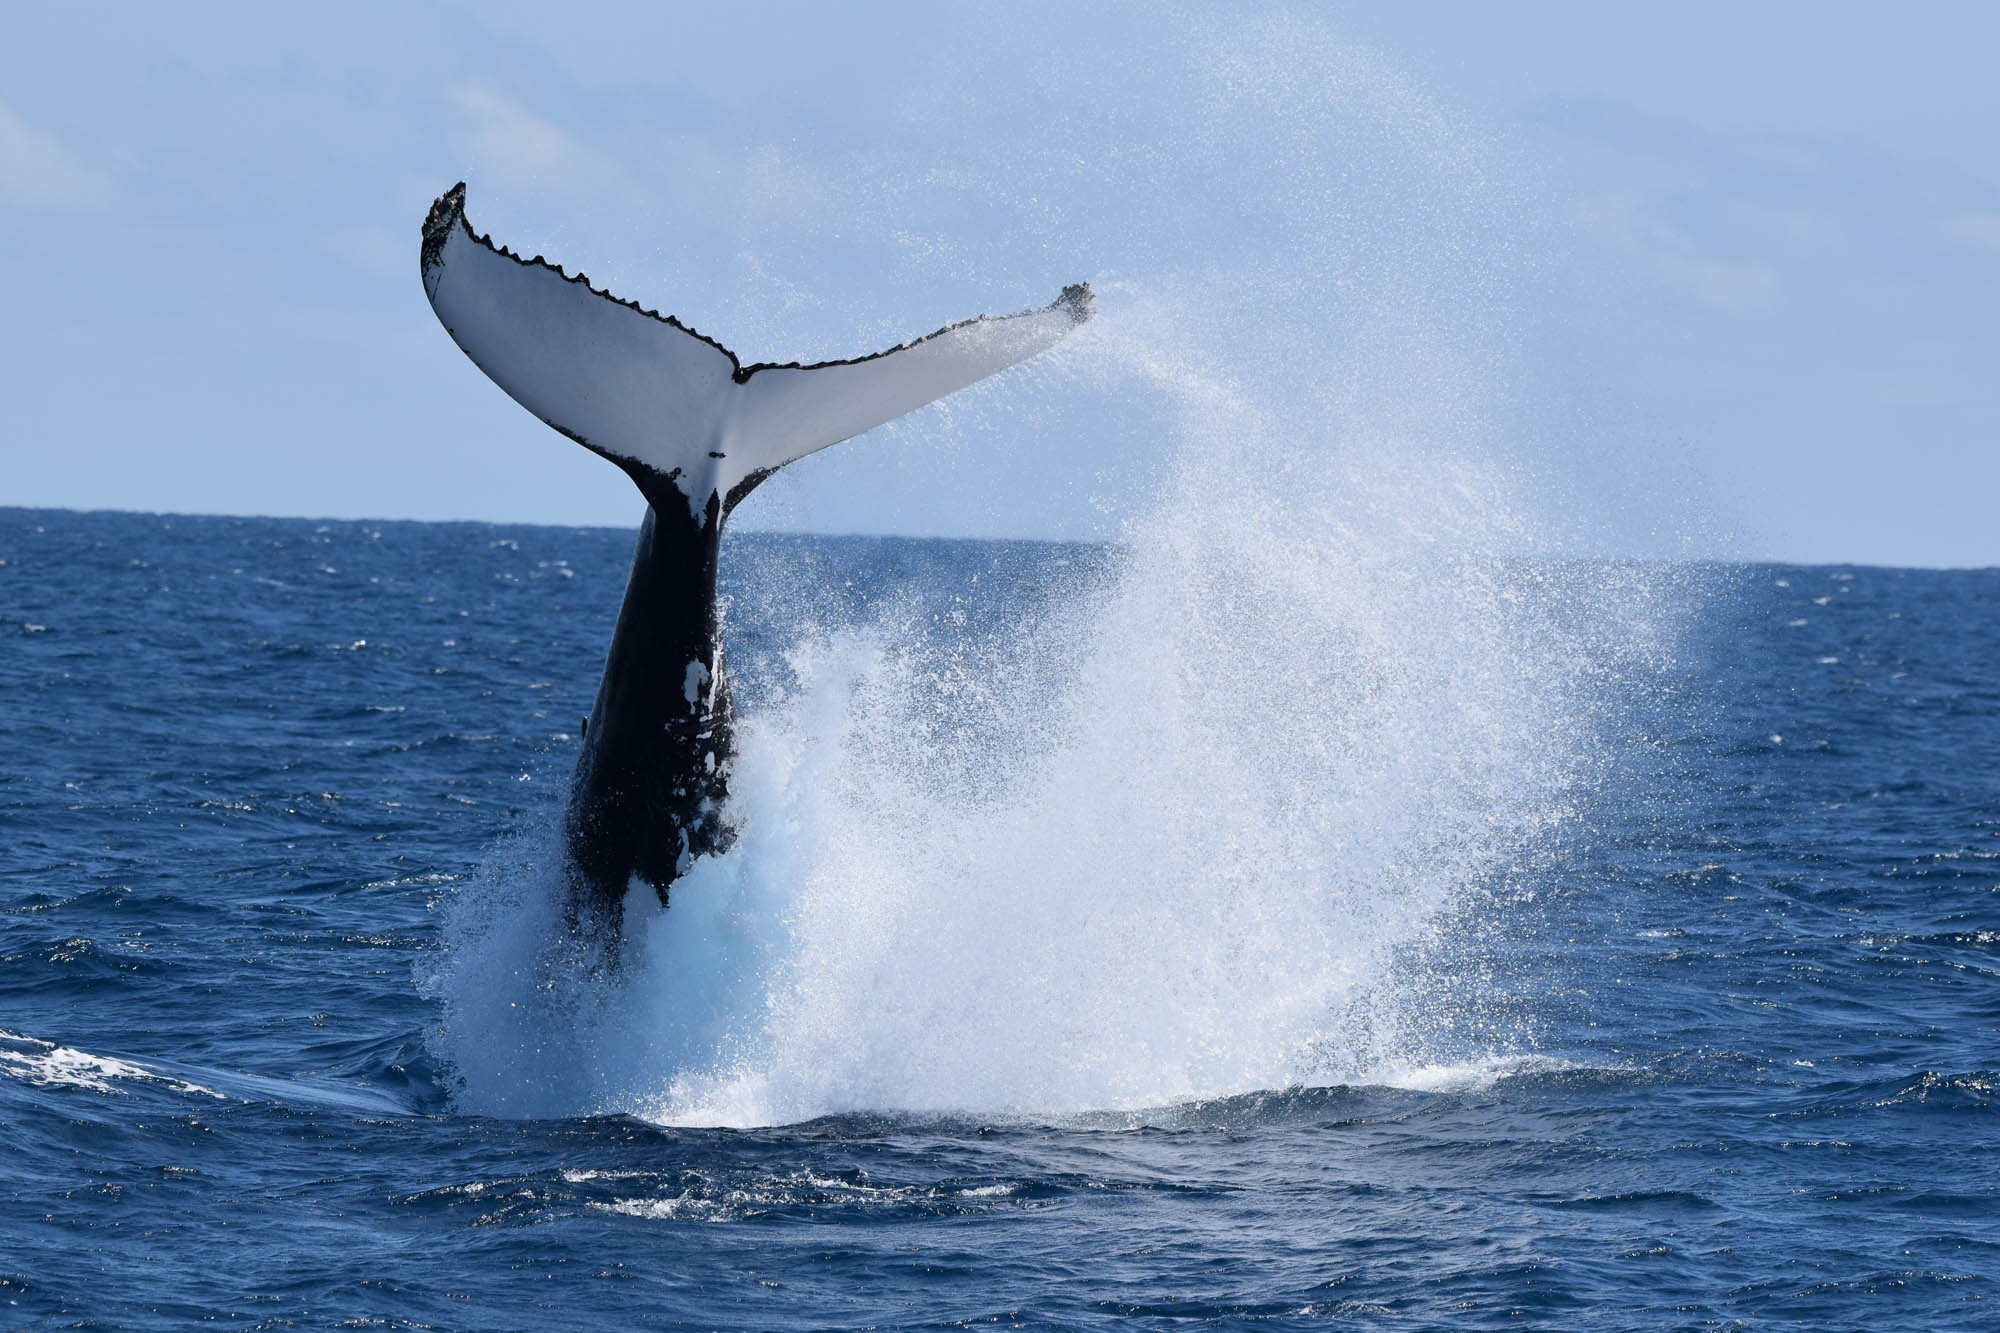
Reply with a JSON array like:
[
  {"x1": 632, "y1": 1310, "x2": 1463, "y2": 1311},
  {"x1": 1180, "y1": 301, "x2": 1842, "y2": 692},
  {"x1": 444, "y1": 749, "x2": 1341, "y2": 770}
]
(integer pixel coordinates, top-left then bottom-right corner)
[{"x1": 424, "y1": 12, "x2": 1694, "y2": 1125}]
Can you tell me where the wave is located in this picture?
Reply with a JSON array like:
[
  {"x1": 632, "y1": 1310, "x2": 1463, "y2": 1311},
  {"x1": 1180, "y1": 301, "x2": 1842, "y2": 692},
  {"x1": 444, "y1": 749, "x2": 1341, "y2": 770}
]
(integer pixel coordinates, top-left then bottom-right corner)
[
  {"x1": 0, "y1": 1027, "x2": 421, "y2": 1114},
  {"x1": 0, "y1": 1028, "x2": 225, "y2": 1100}
]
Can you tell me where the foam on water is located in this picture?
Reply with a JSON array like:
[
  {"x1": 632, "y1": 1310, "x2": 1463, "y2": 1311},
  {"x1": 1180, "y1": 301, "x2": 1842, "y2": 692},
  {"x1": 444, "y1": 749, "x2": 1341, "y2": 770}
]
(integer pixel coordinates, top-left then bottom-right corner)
[
  {"x1": 423, "y1": 13, "x2": 1692, "y2": 1126},
  {"x1": 0, "y1": 1029, "x2": 225, "y2": 1100}
]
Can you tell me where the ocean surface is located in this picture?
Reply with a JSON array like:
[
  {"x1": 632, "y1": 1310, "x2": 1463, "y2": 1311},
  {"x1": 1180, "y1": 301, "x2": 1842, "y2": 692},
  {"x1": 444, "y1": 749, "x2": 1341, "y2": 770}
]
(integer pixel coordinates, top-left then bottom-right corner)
[{"x1": 3, "y1": 504, "x2": 1997, "y2": 1329}]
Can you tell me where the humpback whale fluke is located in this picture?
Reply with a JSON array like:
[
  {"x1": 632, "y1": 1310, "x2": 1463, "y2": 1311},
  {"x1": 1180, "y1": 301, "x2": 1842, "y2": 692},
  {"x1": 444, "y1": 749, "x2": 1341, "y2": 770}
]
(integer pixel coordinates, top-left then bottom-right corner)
[{"x1": 420, "y1": 181, "x2": 1092, "y2": 939}]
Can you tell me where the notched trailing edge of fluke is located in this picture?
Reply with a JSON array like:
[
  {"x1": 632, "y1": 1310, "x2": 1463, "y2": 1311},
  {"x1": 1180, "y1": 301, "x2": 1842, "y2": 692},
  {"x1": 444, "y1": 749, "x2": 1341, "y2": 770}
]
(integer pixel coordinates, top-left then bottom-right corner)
[
  {"x1": 417, "y1": 177, "x2": 1095, "y2": 942},
  {"x1": 420, "y1": 181, "x2": 1095, "y2": 384}
]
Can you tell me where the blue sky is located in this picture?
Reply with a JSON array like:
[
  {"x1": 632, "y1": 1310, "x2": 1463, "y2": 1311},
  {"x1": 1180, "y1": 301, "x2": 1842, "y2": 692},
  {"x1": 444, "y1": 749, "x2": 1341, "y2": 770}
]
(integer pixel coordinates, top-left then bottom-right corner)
[{"x1": 2, "y1": 2, "x2": 1994, "y2": 565}]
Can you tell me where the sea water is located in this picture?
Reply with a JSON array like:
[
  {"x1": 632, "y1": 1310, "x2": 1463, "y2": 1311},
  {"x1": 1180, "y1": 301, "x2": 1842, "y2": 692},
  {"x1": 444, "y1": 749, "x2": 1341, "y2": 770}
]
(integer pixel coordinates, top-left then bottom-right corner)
[{"x1": 3, "y1": 505, "x2": 1996, "y2": 1328}]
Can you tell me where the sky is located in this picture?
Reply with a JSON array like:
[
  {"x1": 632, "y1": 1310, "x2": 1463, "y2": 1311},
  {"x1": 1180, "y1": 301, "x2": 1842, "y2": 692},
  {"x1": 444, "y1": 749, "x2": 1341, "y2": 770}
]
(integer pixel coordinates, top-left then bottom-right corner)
[{"x1": 1, "y1": 2, "x2": 1994, "y2": 566}]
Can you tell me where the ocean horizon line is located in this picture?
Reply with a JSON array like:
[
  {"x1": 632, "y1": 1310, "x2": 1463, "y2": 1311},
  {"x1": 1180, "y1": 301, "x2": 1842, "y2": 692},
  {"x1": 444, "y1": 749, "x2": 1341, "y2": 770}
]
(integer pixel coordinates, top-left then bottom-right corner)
[{"x1": 3, "y1": 503, "x2": 1994, "y2": 572}]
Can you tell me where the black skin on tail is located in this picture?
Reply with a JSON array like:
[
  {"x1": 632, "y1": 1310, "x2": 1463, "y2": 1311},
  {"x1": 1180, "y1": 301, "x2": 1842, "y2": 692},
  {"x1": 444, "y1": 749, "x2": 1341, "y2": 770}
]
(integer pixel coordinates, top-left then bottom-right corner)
[
  {"x1": 562, "y1": 475, "x2": 743, "y2": 938},
  {"x1": 416, "y1": 183, "x2": 1091, "y2": 943}
]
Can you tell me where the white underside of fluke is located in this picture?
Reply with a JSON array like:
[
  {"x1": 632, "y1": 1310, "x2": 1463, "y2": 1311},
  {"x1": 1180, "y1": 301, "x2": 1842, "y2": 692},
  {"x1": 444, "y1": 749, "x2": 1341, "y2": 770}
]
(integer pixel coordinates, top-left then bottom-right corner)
[{"x1": 422, "y1": 186, "x2": 1092, "y2": 521}]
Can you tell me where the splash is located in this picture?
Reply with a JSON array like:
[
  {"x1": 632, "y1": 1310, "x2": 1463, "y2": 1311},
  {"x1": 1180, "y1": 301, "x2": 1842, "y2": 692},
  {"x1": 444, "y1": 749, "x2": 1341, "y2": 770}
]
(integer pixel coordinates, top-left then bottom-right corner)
[{"x1": 424, "y1": 13, "x2": 1693, "y2": 1125}]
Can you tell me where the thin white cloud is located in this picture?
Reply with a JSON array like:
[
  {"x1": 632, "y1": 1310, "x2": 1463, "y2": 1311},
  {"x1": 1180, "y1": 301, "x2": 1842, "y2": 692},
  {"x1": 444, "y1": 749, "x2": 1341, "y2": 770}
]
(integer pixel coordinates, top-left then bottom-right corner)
[
  {"x1": 1949, "y1": 214, "x2": 2000, "y2": 251},
  {"x1": 1692, "y1": 262, "x2": 1776, "y2": 312},
  {"x1": 457, "y1": 89, "x2": 581, "y2": 188},
  {"x1": 1578, "y1": 191, "x2": 1779, "y2": 313},
  {"x1": 0, "y1": 104, "x2": 109, "y2": 206}
]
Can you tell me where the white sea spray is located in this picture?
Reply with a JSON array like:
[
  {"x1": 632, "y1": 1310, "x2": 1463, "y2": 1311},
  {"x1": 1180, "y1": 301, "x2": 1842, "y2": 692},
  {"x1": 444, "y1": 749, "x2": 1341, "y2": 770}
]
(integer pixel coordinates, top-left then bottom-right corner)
[{"x1": 423, "y1": 11, "x2": 1695, "y2": 1126}]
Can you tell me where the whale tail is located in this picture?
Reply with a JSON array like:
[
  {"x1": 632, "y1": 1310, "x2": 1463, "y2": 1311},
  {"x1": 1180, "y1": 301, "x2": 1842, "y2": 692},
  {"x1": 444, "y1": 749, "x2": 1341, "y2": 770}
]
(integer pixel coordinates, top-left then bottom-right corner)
[
  {"x1": 420, "y1": 182, "x2": 1092, "y2": 524},
  {"x1": 418, "y1": 182, "x2": 1091, "y2": 938}
]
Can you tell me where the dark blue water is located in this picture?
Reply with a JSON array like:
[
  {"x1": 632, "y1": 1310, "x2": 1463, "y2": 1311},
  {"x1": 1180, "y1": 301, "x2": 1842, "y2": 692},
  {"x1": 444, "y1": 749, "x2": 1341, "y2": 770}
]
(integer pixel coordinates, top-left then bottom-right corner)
[{"x1": 3, "y1": 506, "x2": 1996, "y2": 1328}]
